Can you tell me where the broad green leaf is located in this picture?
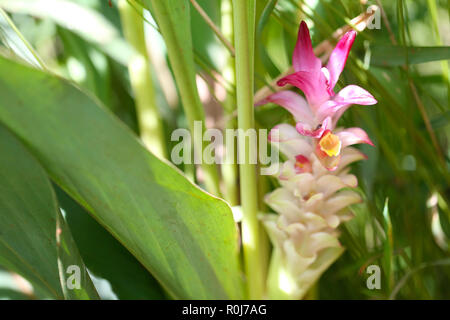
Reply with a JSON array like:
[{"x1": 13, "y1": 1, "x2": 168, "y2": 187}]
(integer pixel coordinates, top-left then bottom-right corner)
[
  {"x1": 56, "y1": 187, "x2": 166, "y2": 300},
  {"x1": 371, "y1": 46, "x2": 450, "y2": 67},
  {"x1": 0, "y1": 124, "x2": 98, "y2": 300},
  {"x1": 0, "y1": 56, "x2": 244, "y2": 299}
]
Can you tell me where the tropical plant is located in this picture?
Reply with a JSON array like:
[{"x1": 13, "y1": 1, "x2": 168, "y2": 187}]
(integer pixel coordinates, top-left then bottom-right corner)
[{"x1": 0, "y1": 0, "x2": 448, "y2": 300}]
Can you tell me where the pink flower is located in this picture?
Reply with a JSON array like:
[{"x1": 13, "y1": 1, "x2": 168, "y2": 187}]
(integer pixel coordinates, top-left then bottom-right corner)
[{"x1": 257, "y1": 21, "x2": 377, "y2": 170}]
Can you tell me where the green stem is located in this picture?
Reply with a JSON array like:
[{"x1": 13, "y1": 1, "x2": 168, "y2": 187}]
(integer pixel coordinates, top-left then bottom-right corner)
[
  {"x1": 222, "y1": 116, "x2": 239, "y2": 205},
  {"x1": 221, "y1": 0, "x2": 239, "y2": 206},
  {"x1": 427, "y1": 0, "x2": 450, "y2": 108},
  {"x1": 190, "y1": 0, "x2": 235, "y2": 57},
  {"x1": 148, "y1": 0, "x2": 221, "y2": 196},
  {"x1": 233, "y1": 0, "x2": 264, "y2": 299},
  {"x1": 118, "y1": 0, "x2": 167, "y2": 159}
]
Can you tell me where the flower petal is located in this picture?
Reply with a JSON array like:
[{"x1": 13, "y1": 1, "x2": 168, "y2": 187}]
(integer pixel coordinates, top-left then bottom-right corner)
[
  {"x1": 298, "y1": 232, "x2": 341, "y2": 257},
  {"x1": 337, "y1": 147, "x2": 367, "y2": 170},
  {"x1": 277, "y1": 71, "x2": 330, "y2": 107},
  {"x1": 304, "y1": 193, "x2": 324, "y2": 211},
  {"x1": 284, "y1": 241, "x2": 316, "y2": 276},
  {"x1": 268, "y1": 124, "x2": 302, "y2": 142},
  {"x1": 269, "y1": 124, "x2": 314, "y2": 160},
  {"x1": 315, "y1": 100, "x2": 344, "y2": 122},
  {"x1": 299, "y1": 212, "x2": 329, "y2": 231},
  {"x1": 261, "y1": 216, "x2": 287, "y2": 249},
  {"x1": 316, "y1": 175, "x2": 352, "y2": 197},
  {"x1": 338, "y1": 173, "x2": 358, "y2": 187},
  {"x1": 337, "y1": 127, "x2": 374, "y2": 148},
  {"x1": 256, "y1": 91, "x2": 314, "y2": 123},
  {"x1": 326, "y1": 30, "x2": 356, "y2": 90},
  {"x1": 316, "y1": 85, "x2": 377, "y2": 123},
  {"x1": 293, "y1": 154, "x2": 313, "y2": 174},
  {"x1": 314, "y1": 141, "x2": 342, "y2": 171},
  {"x1": 334, "y1": 85, "x2": 378, "y2": 106},
  {"x1": 280, "y1": 173, "x2": 315, "y2": 197},
  {"x1": 317, "y1": 154, "x2": 341, "y2": 172},
  {"x1": 275, "y1": 160, "x2": 296, "y2": 180},
  {"x1": 293, "y1": 21, "x2": 322, "y2": 73},
  {"x1": 295, "y1": 116, "x2": 332, "y2": 138},
  {"x1": 265, "y1": 188, "x2": 302, "y2": 219},
  {"x1": 278, "y1": 139, "x2": 313, "y2": 161},
  {"x1": 322, "y1": 190, "x2": 362, "y2": 216}
]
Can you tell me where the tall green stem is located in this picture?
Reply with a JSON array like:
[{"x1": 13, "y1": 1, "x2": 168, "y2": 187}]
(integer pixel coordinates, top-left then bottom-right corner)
[
  {"x1": 118, "y1": 0, "x2": 166, "y2": 159},
  {"x1": 233, "y1": 0, "x2": 264, "y2": 299},
  {"x1": 221, "y1": 0, "x2": 238, "y2": 206},
  {"x1": 427, "y1": 0, "x2": 450, "y2": 108},
  {"x1": 148, "y1": 0, "x2": 221, "y2": 196}
]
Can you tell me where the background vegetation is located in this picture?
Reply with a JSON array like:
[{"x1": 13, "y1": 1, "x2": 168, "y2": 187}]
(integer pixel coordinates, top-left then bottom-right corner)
[{"x1": 0, "y1": 0, "x2": 449, "y2": 299}]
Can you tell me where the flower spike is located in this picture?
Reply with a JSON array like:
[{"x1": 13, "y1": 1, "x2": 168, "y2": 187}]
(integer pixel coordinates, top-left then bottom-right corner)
[
  {"x1": 257, "y1": 20, "x2": 377, "y2": 170},
  {"x1": 259, "y1": 20, "x2": 378, "y2": 299}
]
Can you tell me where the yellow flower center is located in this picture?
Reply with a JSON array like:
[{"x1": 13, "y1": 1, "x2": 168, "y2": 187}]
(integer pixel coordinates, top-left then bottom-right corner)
[
  {"x1": 319, "y1": 131, "x2": 341, "y2": 157},
  {"x1": 295, "y1": 162, "x2": 304, "y2": 170}
]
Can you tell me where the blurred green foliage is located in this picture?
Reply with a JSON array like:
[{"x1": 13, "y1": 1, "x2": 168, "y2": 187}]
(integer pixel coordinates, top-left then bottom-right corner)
[{"x1": 0, "y1": 0, "x2": 448, "y2": 299}]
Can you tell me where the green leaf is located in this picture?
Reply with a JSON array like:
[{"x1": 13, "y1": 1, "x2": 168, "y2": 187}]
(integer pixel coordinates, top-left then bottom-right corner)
[
  {"x1": 256, "y1": 0, "x2": 281, "y2": 79},
  {"x1": 0, "y1": 56, "x2": 244, "y2": 299},
  {"x1": 57, "y1": 28, "x2": 111, "y2": 106},
  {"x1": 437, "y1": 193, "x2": 450, "y2": 240},
  {"x1": 0, "y1": 8, "x2": 44, "y2": 68},
  {"x1": 56, "y1": 187, "x2": 166, "y2": 300},
  {"x1": 430, "y1": 110, "x2": 450, "y2": 130},
  {"x1": 382, "y1": 198, "x2": 394, "y2": 292},
  {"x1": 56, "y1": 210, "x2": 100, "y2": 300},
  {"x1": 0, "y1": 124, "x2": 98, "y2": 300},
  {"x1": 371, "y1": 46, "x2": 450, "y2": 67}
]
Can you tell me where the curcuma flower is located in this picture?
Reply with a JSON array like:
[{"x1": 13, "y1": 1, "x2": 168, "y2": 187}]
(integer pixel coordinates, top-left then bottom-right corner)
[
  {"x1": 257, "y1": 21, "x2": 376, "y2": 171},
  {"x1": 257, "y1": 21, "x2": 377, "y2": 299}
]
